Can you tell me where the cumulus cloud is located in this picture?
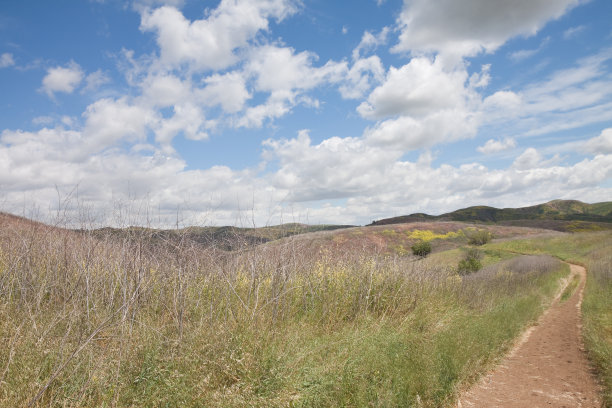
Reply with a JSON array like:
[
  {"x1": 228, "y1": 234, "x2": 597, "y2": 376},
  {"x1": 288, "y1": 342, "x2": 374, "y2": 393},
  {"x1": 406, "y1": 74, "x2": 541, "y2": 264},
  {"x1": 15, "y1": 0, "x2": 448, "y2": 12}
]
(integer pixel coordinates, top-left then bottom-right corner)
[
  {"x1": 140, "y1": 0, "x2": 298, "y2": 72},
  {"x1": 3, "y1": 119, "x2": 612, "y2": 226},
  {"x1": 131, "y1": 4, "x2": 354, "y2": 131},
  {"x1": 0, "y1": 53, "x2": 15, "y2": 68},
  {"x1": 583, "y1": 128, "x2": 612, "y2": 154},
  {"x1": 140, "y1": 73, "x2": 191, "y2": 108},
  {"x1": 258, "y1": 129, "x2": 612, "y2": 222},
  {"x1": 338, "y1": 56, "x2": 385, "y2": 99},
  {"x1": 263, "y1": 130, "x2": 399, "y2": 201},
  {"x1": 354, "y1": 56, "x2": 481, "y2": 150},
  {"x1": 0, "y1": 123, "x2": 281, "y2": 226},
  {"x1": 199, "y1": 71, "x2": 250, "y2": 113},
  {"x1": 154, "y1": 102, "x2": 209, "y2": 146},
  {"x1": 483, "y1": 91, "x2": 523, "y2": 112},
  {"x1": 41, "y1": 62, "x2": 85, "y2": 97},
  {"x1": 247, "y1": 45, "x2": 345, "y2": 94},
  {"x1": 357, "y1": 57, "x2": 476, "y2": 120},
  {"x1": 82, "y1": 97, "x2": 157, "y2": 155},
  {"x1": 393, "y1": 0, "x2": 582, "y2": 57},
  {"x1": 477, "y1": 138, "x2": 516, "y2": 154},
  {"x1": 236, "y1": 45, "x2": 346, "y2": 128},
  {"x1": 512, "y1": 147, "x2": 544, "y2": 169},
  {"x1": 364, "y1": 109, "x2": 480, "y2": 150}
]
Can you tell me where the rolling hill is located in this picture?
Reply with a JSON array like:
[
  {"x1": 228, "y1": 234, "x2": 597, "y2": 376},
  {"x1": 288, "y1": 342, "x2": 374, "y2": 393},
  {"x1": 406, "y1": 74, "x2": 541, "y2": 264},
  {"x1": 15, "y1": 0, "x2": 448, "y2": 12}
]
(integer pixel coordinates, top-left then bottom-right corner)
[{"x1": 368, "y1": 200, "x2": 612, "y2": 231}]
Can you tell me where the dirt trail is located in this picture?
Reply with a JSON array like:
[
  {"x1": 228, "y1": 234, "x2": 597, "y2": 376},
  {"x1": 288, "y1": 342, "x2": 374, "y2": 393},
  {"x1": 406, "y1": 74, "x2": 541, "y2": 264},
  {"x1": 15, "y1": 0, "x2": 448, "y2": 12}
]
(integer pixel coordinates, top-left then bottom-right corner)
[{"x1": 458, "y1": 264, "x2": 602, "y2": 408}]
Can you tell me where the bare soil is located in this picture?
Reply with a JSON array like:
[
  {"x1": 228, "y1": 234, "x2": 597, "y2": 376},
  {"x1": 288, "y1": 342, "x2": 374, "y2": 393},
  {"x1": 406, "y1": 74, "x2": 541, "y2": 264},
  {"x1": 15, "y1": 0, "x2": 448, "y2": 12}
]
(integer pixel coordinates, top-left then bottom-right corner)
[{"x1": 458, "y1": 264, "x2": 602, "y2": 408}]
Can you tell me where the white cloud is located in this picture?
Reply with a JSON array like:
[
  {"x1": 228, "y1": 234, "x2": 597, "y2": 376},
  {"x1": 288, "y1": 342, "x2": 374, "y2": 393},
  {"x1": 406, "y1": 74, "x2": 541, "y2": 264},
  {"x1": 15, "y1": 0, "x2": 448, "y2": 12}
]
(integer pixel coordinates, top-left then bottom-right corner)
[
  {"x1": 563, "y1": 25, "x2": 585, "y2": 39},
  {"x1": 0, "y1": 53, "x2": 15, "y2": 68},
  {"x1": 82, "y1": 97, "x2": 157, "y2": 155},
  {"x1": 199, "y1": 71, "x2": 250, "y2": 113},
  {"x1": 357, "y1": 57, "x2": 474, "y2": 120},
  {"x1": 508, "y1": 48, "x2": 540, "y2": 62},
  {"x1": 584, "y1": 128, "x2": 612, "y2": 154},
  {"x1": 512, "y1": 147, "x2": 543, "y2": 169},
  {"x1": 477, "y1": 138, "x2": 516, "y2": 154},
  {"x1": 263, "y1": 130, "x2": 399, "y2": 201},
  {"x1": 545, "y1": 128, "x2": 612, "y2": 156},
  {"x1": 154, "y1": 103, "x2": 209, "y2": 147},
  {"x1": 338, "y1": 56, "x2": 385, "y2": 99},
  {"x1": 364, "y1": 109, "x2": 479, "y2": 150},
  {"x1": 0, "y1": 123, "x2": 280, "y2": 226},
  {"x1": 247, "y1": 45, "x2": 345, "y2": 94},
  {"x1": 237, "y1": 45, "x2": 347, "y2": 127},
  {"x1": 469, "y1": 64, "x2": 491, "y2": 88},
  {"x1": 352, "y1": 56, "x2": 484, "y2": 151},
  {"x1": 140, "y1": 1, "x2": 298, "y2": 72},
  {"x1": 259, "y1": 129, "x2": 612, "y2": 222},
  {"x1": 140, "y1": 73, "x2": 191, "y2": 108},
  {"x1": 483, "y1": 91, "x2": 523, "y2": 111},
  {"x1": 2, "y1": 120, "x2": 612, "y2": 226},
  {"x1": 237, "y1": 98, "x2": 292, "y2": 129},
  {"x1": 352, "y1": 27, "x2": 389, "y2": 60},
  {"x1": 41, "y1": 62, "x2": 85, "y2": 97},
  {"x1": 393, "y1": 0, "x2": 582, "y2": 57},
  {"x1": 83, "y1": 70, "x2": 111, "y2": 93}
]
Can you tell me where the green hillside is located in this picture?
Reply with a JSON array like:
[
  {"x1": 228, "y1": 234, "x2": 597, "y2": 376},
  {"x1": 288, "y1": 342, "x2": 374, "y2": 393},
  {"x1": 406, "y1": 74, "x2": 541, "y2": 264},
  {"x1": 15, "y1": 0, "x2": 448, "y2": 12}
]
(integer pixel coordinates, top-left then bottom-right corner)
[{"x1": 369, "y1": 200, "x2": 612, "y2": 231}]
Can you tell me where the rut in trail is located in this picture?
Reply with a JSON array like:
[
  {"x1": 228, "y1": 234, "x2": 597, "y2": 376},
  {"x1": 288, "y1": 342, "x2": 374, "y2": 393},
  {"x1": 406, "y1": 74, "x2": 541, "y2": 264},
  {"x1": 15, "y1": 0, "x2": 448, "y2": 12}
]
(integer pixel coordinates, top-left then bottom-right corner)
[{"x1": 458, "y1": 264, "x2": 602, "y2": 408}]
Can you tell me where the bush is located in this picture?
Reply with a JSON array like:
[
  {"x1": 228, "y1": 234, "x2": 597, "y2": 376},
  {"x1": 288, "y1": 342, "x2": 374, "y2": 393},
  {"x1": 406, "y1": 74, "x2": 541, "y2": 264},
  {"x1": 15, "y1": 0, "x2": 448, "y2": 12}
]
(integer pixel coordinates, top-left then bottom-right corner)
[
  {"x1": 458, "y1": 248, "x2": 483, "y2": 275},
  {"x1": 411, "y1": 240, "x2": 432, "y2": 257},
  {"x1": 465, "y1": 229, "x2": 492, "y2": 246}
]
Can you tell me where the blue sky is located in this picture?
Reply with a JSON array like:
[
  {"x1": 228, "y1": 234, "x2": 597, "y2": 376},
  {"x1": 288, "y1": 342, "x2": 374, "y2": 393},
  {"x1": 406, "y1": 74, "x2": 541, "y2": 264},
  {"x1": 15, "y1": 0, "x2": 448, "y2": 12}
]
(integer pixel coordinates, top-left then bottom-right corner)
[{"x1": 1, "y1": 0, "x2": 611, "y2": 226}]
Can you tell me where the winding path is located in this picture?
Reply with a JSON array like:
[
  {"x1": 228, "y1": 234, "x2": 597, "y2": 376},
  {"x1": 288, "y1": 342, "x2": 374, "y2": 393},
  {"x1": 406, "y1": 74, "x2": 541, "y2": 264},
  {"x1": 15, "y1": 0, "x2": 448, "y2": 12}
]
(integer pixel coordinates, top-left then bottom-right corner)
[{"x1": 458, "y1": 264, "x2": 602, "y2": 408}]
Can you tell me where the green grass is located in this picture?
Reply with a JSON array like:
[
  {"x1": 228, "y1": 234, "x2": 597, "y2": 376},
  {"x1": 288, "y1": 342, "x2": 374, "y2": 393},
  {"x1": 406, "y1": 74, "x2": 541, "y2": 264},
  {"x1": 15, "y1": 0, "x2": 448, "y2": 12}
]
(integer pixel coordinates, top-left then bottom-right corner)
[
  {"x1": 484, "y1": 231, "x2": 609, "y2": 264},
  {"x1": 583, "y1": 247, "x2": 612, "y2": 407}
]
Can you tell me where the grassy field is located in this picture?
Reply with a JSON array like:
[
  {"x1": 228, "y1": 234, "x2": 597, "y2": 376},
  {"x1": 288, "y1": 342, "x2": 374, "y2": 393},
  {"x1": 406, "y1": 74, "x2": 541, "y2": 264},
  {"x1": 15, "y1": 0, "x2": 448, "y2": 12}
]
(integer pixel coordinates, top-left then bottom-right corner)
[{"x1": 0, "y1": 218, "x2": 599, "y2": 407}]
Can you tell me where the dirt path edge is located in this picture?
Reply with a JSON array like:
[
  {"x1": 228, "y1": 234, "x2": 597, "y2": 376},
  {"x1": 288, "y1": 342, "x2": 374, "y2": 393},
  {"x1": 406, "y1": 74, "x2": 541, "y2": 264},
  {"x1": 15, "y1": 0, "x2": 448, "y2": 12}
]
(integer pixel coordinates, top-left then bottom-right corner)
[{"x1": 457, "y1": 263, "x2": 603, "y2": 408}]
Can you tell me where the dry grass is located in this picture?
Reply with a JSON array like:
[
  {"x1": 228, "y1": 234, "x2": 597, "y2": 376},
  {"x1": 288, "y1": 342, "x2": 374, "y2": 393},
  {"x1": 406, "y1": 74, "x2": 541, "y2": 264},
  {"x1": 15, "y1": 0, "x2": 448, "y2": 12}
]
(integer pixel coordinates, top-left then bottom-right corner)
[{"x1": 0, "y1": 216, "x2": 569, "y2": 407}]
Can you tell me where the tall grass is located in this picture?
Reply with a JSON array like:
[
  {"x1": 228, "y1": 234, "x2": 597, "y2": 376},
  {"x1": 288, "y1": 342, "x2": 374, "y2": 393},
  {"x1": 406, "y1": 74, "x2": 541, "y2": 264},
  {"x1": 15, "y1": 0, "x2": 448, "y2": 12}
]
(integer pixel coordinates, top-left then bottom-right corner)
[
  {"x1": 0, "y1": 219, "x2": 568, "y2": 407},
  {"x1": 583, "y1": 247, "x2": 612, "y2": 407}
]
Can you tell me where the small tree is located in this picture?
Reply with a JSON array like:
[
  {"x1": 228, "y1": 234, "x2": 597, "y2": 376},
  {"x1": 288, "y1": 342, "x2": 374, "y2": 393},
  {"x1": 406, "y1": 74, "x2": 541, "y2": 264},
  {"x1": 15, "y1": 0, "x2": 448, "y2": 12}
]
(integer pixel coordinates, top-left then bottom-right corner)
[
  {"x1": 465, "y1": 229, "x2": 492, "y2": 246},
  {"x1": 457, "y1": 248, "x2": 483, "y2": 275},
  {"x1": 411, "y1": 240, "x2": 432, "y2": 257}
]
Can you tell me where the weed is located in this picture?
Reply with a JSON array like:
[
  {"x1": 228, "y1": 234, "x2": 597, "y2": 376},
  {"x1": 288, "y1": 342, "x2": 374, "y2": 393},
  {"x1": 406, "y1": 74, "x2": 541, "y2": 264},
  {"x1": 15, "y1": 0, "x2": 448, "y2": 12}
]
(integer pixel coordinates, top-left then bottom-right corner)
[
  {"x1": 457, "y1": 248, "x2": 483, "y2": 275},
  {"x1": 411, "y1": 240, "x2": 432, "y2": 257}
]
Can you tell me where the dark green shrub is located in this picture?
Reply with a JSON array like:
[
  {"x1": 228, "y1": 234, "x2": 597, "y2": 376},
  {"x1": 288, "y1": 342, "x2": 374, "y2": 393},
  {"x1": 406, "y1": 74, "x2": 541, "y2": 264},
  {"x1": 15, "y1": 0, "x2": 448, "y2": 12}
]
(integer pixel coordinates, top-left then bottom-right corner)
[
  {"x1": 465, "y1": 229, "x2": 492, "y2": 246},
  {"x1": 411, "y1": 240, "x2": 432, "y2": 257},
  {"x1": 457, "y1": 248, "x2": 483, "y2": 275}
]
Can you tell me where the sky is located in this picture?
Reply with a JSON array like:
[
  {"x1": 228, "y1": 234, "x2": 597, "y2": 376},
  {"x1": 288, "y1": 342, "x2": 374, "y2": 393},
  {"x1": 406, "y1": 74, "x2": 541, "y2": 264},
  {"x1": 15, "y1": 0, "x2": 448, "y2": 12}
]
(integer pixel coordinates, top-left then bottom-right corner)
[{"x1": 1, "y1": 0, "x2": 611, "y2": 227}]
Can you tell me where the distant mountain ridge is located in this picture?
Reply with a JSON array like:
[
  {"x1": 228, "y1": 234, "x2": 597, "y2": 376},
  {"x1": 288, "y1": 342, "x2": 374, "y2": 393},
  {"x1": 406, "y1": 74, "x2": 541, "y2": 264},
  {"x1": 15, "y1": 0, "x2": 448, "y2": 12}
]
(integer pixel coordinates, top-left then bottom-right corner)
[{"x1": 368, "y1": 200, "x2": 612, "y2": 227}]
